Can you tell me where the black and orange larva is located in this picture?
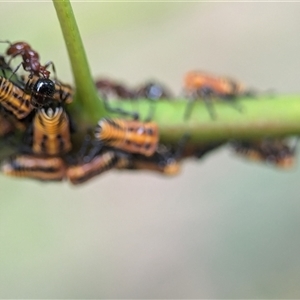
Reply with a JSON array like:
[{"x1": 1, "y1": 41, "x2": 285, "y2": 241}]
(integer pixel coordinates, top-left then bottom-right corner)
[
  {"x1": 94, "y1": 118, "x2": 159, "y2": 157},
  {"x1": 1, "y1": 155, "x2": 66, "y2": 181},
  {"x1": 66, "y1": 150, "x2": 121, "y2": 185},
  {"x1": 0, "y1": 76, "x2": 33, "y2": 119},
  {"x1": 32, "y1": 106, "x2": 72, "y2": 156},
  {"x1": 232, "y1": 139, "x2": 296, "y2": 169}
]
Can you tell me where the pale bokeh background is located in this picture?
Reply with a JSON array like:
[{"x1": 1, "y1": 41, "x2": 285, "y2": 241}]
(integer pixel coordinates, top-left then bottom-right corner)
[{"x1": 0, "y1": 2, "x2": 300, "y2": 298}]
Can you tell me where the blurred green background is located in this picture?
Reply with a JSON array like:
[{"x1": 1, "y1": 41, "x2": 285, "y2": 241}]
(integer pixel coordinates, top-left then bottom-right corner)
[{"x1": 1, "y1": 1, "x2": 300, "y2": 298}]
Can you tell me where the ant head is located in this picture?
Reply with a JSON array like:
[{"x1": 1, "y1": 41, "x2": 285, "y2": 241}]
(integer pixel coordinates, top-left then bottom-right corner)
[{"x1": 6, "y1": 41, "x2": 31, "y2": 56}]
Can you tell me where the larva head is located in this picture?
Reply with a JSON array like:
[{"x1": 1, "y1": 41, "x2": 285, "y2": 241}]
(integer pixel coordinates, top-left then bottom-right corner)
[
  {"x1": 41, "y1": 106, "x2": 62, "y2": 119},
  {"x1": 94, "y1": 118, "x2": 108, "y2": 139},
  {"x1": 32, "y1": 78, "x2": 55, "y2": 107}
]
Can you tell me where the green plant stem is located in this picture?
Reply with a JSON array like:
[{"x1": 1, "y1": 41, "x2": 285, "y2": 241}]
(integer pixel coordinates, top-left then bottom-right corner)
[
  {"x1": 52, "y1": 0, "x2": 105, "y2": 122},
  {"x1": 67, "y1": 95, "x2": 300, "y2": 145}
]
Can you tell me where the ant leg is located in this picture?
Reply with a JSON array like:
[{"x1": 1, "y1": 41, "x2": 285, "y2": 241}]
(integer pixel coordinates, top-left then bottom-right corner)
[
  {"x1": 21, "y1": 76, "x2": 32, "y2": 101},
  {"x1": 102, "y1": 92, "x2": 139, "y2": 120},
  {"x1": 77, "y1": 134, "x2": 95, "y2": 163},
  {"x1": 85, "y1": 140, "x2": 106, "y2": 163},
  {"x1": 144, "y1": 99, "x2": 156, "y2": 122},
  {"x1": 118, "y1": 85, "x2": 136, "y2": 113},
  {"x1": 44, "y1": 61, "x2": 57, "y2": 79},
  {"x1": 66, "y1": 133, "x2": 100, "y2": 166},
  {"x1": 8, "y1": 62, "x2": 22, "y2": 80},
  {"x1": 202, "y1": 95, "x2": 217, "y2": 120},
  {"x1": 1, "y1": 67, "x2": 7, "y2": 78},
  {"x1": 198, "y1": 87, "x2": 218, "y2": 120},
  {"x1": 226, "y1": 97, "x2": 244, "y2": 114},
  {"x1": 0, "y1": 41, "x2": 12, "y2": 67},
  {"x1": 184, "y1": 98, "x2": 195, "y2": 121},
  {"x1": 0, "y1": 40, "x2": 12, "y2": 46},
  {"x1": 0, "y1": 56, "x2": 12, "y2": 78},
  {"x1": 184, "y1": 88, "x2": 217, "y2": 120}
]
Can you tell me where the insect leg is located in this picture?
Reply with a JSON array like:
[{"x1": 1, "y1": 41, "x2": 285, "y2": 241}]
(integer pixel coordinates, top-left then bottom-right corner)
[
  {"x1": 44, "y1": 61, "x2": 57, "y2": 79},
  {"x1": 8, "y1": 63, "x2": 22, "y2": 81},
  {"x1": 225, "y1": 96, "x2": 244, "y2": 114},
  {"x1": 102, "y1": 92, "x2": 139, "y2": 120}
]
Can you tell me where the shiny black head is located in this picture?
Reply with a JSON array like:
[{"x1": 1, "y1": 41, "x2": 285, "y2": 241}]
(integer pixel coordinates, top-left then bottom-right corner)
[
  {"x1": 32, "y1": 78, "x2": 55, "y2": 107},
  {"x1": 34, "y1": 78, "x2": 55, "y2": 96}
]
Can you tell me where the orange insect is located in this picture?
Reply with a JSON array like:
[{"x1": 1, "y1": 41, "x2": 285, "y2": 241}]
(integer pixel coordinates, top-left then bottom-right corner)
[
  {"x1": 94, "y1": 118, "x2": 159, "y2": 157},
  {"x1": 66, "y1": 150, "x2": 121, "y2": 185},
  {"x1": 1, "y1": 155, "x2": 66, "y2": 181},
  {"x1": 183, "y1": 70, "x2": 253, "y2": 119},
  {"x1": 232, "y1": 138, "x2": 296, "y2": 169},
  {"x1": 0, "y1": 76, "x2": 33, "y2": 119},
  {"x1": 184, "y1": 71, "x2": 248, "y2": 98},
  {"x1": 32, "y1": 106, "x2": 72, "y2": 156}
]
